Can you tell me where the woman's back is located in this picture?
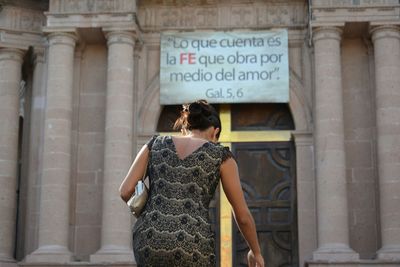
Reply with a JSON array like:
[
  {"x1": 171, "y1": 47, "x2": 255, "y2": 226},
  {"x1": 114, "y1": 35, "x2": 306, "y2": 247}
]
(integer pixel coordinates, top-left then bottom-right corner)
[{"x1": 132, "y1": 135, "x2": 231, "y2": 266}]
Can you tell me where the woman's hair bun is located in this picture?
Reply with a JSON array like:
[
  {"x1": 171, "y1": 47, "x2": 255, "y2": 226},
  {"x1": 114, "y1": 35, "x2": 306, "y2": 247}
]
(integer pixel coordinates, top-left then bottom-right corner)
[
  {"x1": 173, "y1": 100, "x2": 221, "y2": 138},
  {"x1": 188, "y1": 102, "x2": 203, "y2": 116},
  {"x1": 187, "y1": 102, "x2": 208, "y2": 129}
]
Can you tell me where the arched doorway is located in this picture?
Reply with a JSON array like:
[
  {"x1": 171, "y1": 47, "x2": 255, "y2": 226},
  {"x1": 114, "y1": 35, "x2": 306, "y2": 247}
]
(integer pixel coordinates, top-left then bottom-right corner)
[{"x1": 157, "y1": 103, "x2": 298, "y2": 267}]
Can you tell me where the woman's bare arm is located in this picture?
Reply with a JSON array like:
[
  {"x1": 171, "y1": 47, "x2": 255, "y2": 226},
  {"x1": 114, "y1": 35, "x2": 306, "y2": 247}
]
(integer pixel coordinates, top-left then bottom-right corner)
[
  {"x1": 220, "y1": 158, "x2": 263, "y2": 262},
  {"x1": 119, "y1": 144, "x2": 149, "y2": 202}
]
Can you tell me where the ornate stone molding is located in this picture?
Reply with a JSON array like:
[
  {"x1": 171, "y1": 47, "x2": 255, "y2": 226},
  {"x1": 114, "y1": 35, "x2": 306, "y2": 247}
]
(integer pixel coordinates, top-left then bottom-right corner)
[
  {"x1": 45, "y1": 14, "x2": 137, "y2": 32},
  {"x1": 0, "y1": 0, "x2": 48, "y2": 10},
  {"x1": 311, "y1": 1, "x2": 400, "y2": 26},
  {"x1": 312, "y1": 0, "x2": 399, "y2": 7},
  {"x1": 139, "y1": 0, "x2": 304, "y2": 6},
  {"x1": 0, "y1": 5, "x2": 45, "y2": 33},
  {"x1": 45, "y1": 0, "x2": 138, "y2": 32},
  {"x1": 0, "y1": 30, "x2": 45, "y2": 50},
  {"x1": 0, "y1": 5, "x2": 45, "y2": 50},
  {"x1": 137, "y1": 3, "x2": 307, "y2": 31},
  {"x1": 48, "y1": 0, "x2": 136, "y2": 14}
]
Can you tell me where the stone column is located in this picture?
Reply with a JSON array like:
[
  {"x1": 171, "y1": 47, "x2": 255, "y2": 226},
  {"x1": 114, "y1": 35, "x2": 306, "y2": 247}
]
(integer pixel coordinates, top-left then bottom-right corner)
[
  {"x1": 0, "y1": 48, "x2": 25, "y2": 264},
  {"x1": 24, "y1": 48, "x2": 46, "y2": 256},
  {"x1": 91, "y1": 31, "x2": 135, "y2": 263},
  {"x1": 370, "y1": 25, "x2": 400, "y2": 261},
  {"x1": 292, "y1": 131, "x2": 317, "y2": 266},
  {"x1": 25, "y1": 32, "x2": 77, "y2": 263},
  {"x1": 312, "y1": 27, "x2": 358, "y2": 261}
]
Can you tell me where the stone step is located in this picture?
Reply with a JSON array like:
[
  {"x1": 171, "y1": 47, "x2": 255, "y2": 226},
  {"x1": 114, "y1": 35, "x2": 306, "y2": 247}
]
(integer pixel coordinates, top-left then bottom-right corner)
[{"x1": 18, "y1": 263, "x2": 137, "y2": 267}]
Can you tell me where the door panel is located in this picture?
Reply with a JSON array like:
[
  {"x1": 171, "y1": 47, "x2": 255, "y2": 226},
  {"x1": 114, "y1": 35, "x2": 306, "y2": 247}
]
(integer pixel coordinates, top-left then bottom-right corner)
[
  {"x1": 231, "y1": 103, "x2": 294, "y2": 131},
  {"x1": 232, "y1": 142, "x2": 298, "y2": 267}
]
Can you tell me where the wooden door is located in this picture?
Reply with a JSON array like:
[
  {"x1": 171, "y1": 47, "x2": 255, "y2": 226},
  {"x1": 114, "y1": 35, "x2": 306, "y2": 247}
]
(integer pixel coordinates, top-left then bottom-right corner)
[{"x1": 232, "y1": 142, "x2": 298, "y2": 267}]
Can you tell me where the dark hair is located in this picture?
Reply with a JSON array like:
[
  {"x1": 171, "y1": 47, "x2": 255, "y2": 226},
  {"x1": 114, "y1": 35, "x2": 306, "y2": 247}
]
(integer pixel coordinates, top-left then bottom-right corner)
[{"x1": 174, "y1": 100, "x2": 221, "y2": 138}]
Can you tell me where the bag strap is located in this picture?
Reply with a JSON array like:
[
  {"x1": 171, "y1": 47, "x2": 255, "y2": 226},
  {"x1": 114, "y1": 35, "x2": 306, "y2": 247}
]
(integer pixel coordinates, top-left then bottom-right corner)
[
  {"x1": 140, "y1": 169, "x2": 149, "y2": 190},
  {"x1": 142, "y1": 135, "x2": 158, "y2": 188},
  {"x1": 146, "y1": 135, "x2": 158, "y2": 151}
]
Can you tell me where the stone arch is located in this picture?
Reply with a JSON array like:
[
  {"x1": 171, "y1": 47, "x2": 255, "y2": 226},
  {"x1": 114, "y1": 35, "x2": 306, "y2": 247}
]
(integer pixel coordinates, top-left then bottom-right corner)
[
  {"x1": 137, "y1": 70, "x2": 312, "y2": 135},
  {"x1": 288, "y1": 69, "x2": 312, "y2": 131},
  {"x1": 137, "y1": 73, "x2": 162, "y2": 134}
]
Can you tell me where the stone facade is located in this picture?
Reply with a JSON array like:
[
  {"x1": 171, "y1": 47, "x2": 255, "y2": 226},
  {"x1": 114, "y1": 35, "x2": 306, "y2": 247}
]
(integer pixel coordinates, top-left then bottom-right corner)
[{"x1": 0, "y1": 0, "x2": 399, "y2": 267}]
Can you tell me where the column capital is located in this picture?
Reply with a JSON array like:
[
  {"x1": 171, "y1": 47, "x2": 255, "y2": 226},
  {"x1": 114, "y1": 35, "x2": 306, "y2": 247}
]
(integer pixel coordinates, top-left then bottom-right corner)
[
  {"x1": 313, "y1": 26, "x2": 343, "y2": 43},
  {"x1": 47, "y1": 32, "x2": 78, "y2": 48},
  {"x1": 104, "y1": 31, "x2": 136, "y2": 47},
  {"x1": 0, "y1": 48, "x2": 25, "y2": 63},
  {"x1": 33, "y1": 47, "x2": 46, "y2": 65},
  {"x1": 370, "y1": 25, "x2": 400, "y2": 43}
]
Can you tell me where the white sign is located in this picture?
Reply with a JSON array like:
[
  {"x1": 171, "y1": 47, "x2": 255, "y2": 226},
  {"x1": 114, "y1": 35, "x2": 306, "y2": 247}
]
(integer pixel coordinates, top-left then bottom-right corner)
[{"x1": 160, "y1": 30, "x2": 289, "y2": 104}]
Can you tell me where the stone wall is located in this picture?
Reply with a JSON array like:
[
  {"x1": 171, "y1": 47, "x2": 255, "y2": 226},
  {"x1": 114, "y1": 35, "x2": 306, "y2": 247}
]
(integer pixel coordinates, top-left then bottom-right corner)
[
  {"x1": 342, "y1": 35, "x2": 379, "y2": 259},
  {"x1": 138, "y1": 1, "x2": 307, "y2": 30},
  {"x1": 72, "y1": 44, "x2": 107, "y2": 261}
]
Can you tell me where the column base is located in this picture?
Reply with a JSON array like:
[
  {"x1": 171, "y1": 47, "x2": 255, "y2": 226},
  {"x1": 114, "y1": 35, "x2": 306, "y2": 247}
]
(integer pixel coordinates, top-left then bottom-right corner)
[
  {"x1": 0, "y1": 254, "x2": 17, "y2": 267},
  {"x1": 307, "y1": 259, "x2": 400, "y2": 267},
  {"x1": 312, "y1": 243, "x2": 359, "y2": 261},
  {"x1": 25, "y1": 245, "x2": 72, "y2": 263},
  {"x1": 0, "y1": 254, "x2": 15, "y2": 262},
  {"x1": 377, "y1": 245, "x2": 400, "y2": 260},
  {"x1": 90, "y1": 245, "x2": 135, "y2": 263}
]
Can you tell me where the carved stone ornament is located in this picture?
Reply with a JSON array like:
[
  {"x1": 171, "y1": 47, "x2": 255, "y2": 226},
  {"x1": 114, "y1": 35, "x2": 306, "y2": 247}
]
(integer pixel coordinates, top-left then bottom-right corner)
[
  {"x1": 0, "y1": 5, "x2": 45, "y2": 33},
  {"x1": 49, "y1": 0, "x2": 136, "y2": 14},
  {"x1": 311, "y1": 0, "x2": 400, "y2": 25},
  {"x1": 44, "y1": 0, "x2": 138, "y2": 30},
  {"x1": 311, "y1": 0, "x2": 399, "y2": 7},
  {"x1": 138, "y1": 2, "x2": 307, "y2": 30},
  {"x1": 138, "y1": 0, "x2": 303, "y2": 5}
]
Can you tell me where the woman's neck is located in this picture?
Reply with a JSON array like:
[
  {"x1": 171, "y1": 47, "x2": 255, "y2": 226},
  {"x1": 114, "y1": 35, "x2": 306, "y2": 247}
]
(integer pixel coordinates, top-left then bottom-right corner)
[{"x1": 188, "y1": 130, "x2": 210, "y2": 141}]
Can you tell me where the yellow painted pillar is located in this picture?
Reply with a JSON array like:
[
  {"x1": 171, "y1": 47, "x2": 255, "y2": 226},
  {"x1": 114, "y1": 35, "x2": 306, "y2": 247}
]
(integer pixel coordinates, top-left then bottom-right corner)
[{"x1": 219, "y1": 105, "x2": 233, "y2": 267}]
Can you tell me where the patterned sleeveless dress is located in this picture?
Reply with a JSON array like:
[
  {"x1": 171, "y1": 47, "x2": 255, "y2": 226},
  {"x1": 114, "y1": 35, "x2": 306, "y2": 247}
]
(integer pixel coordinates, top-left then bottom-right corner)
[{"x1": 132, "y1": 135, "x2": 232, "y2": 267}]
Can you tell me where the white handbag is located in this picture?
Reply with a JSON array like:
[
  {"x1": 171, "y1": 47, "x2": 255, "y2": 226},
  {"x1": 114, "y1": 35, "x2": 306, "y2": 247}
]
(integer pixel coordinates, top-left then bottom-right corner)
[{"x1": 127, "y1": 168, "x2": 149, "y2": 218}]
